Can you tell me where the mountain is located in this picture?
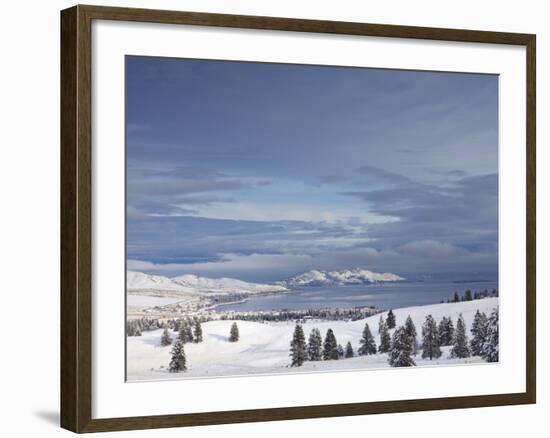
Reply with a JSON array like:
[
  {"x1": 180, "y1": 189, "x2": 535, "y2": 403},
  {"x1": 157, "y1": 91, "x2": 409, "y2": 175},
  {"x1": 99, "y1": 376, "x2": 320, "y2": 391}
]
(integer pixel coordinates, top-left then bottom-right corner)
[
  {"x1": 127, "y1": 271, "x2": 287, "y2": 295},
  {"x1": 281, "y1": 269, "x2": 404, "y2": 288},
  {"x1": 172, "y1": 274, "x2": 287, "y2": 294}
]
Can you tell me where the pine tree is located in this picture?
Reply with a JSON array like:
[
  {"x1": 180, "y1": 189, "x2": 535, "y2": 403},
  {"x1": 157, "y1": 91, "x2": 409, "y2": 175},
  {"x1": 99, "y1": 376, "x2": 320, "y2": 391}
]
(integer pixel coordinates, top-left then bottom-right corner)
[
  {"x1": 470, "y1": 310, "x2": 488, "y2": 356},
  {"x1": 323, "y1": 329, "x2": 339, "y2": 360},
  {"x1": 229, "y1": 322, "x2": 239, "y2": 342},
  {"x1": 307, "y1": 328, "x2": 323, "y2": 361},
  {"x1": 481, "y1": 308, "x2": 499, "y2": 362},
  {"x1": 404, "y1": 315, "x2": 418, "y2": 355},
  {"x1": 290, "y1": 324, "x2": 308, "y2": 367},
  {"x1": 453, "y1": 292, "x2": 460, "y2": 303},
  {"x1": 378, "y1": 320, "x2": 391, "y2": 353},
  {"x1": 438, "y1": 316, "x2": 455, "y2": 346},
  {"x1": 337, "y1": 344, "x2": 345, "y2": 358},
  {"x1": 451, "y1": 314, "x2": 471, "y2": 358},
  {"x1": 421, "y1": 315, "x2": 442, "y2": 360},
  {"x1": 193, "y1": 319, "x2": 203, "y2": 343},
  {"x1": 358, "y1": 323, "x2": 377, "y2": 355},
  {"x1": 464, "y1": 289, "x2": 473, "y2": 301},
  {"x1": 160, "y1": 327, "x2": 172, "y2": 346},
  {"x1": 168, "y1": 338, "x2": 187, "y2": 372},
  {"x1": 345, "y1": 341, "x2": 354, "y2": 358},
  {"x1": 178, "y1": 322, "x2": 193, "y2": 344},
  {"x1": 388, "y1": 326, "x2": 416, "y2": 367},
  {"x1": 386, "y1": 309, "x2": 396, "y2": 329},
  {"x1": 378, "y1": 314, "x2": 385, "y2": 335}
]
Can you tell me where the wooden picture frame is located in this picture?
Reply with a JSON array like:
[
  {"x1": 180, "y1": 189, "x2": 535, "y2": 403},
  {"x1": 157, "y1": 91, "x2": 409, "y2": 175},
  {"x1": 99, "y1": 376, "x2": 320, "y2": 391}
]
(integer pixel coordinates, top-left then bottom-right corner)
[{"x1": 61, "y1": 4, "x2": 536, "y2": 433}]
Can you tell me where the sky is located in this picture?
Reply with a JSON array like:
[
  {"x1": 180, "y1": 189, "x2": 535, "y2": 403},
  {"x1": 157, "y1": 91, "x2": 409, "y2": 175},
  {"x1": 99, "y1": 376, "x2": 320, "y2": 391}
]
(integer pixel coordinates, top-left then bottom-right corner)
[{"x1": 126, "y1": 56, "x2": 498, "y2": 282}]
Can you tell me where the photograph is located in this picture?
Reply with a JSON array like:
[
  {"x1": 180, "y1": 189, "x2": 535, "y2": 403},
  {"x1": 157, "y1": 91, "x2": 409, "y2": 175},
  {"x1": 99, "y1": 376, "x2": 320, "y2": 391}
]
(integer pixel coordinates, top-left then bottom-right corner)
[{"x1": 125, "y1": 56, "x2": 500, "y2": 381}]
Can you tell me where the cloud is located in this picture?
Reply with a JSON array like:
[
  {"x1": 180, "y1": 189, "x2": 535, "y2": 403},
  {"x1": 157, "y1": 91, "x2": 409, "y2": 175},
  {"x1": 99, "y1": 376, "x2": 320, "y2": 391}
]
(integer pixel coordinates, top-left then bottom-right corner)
[{"x1": 397, "y1": 240, "x2": 466, "y2": 258}]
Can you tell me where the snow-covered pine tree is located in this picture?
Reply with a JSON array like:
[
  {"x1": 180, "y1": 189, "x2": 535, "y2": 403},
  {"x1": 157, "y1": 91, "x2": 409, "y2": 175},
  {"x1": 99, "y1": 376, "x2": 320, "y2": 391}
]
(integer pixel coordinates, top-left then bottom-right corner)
[
  {"x1": 323, "y1": 329, "x2": 339, "y2": 360},
  {"x1": 451, "y1": 313, "x2": 471, "y2": 358},
  {"x1": 193, "y1": 319, "x2": 203, "y2": 343},
  {"x1": 290, "y1": 324, "x2": 308, "y2": 367},
  {"x1": 404, "y1": 315, "x2": 418, "y2": 355},
  {"x1": 421, "y1": 315, "x2": 442, "y2": 360},
  {"x1": 160, "y1": 327, "x2": 172, "y2": 346},
  {"x1": 358, "y1": 322, "x2": 377, "y2": 355},
  {"x1": 345, "y1": 341, "x2": 354, "y2": 358},
  {"x1": 386, "y1": 309, "x2": 396, "y2": 329},
  {"x1": 464, "y1": 289, "x2": 473, "y2": 301},
  {"x1": 178, "y1": 322, "x2": 191, "y2": 343},
  {"x1": 481, "y1": 308, "x2": 499, "y2": 362},
  {"x1": 229, "y1": 322, "x2": 240, "y2": 342},
  {"x1": 438, "y1": 316, "x2": 455, "y2": 346},
  {"x1": 307, "y1": 328, "x2": 323, "y2": 361},
  {"x1": 337, "y1": 344, "x2": 345, "y2": 358},
  {"x1": 378, "y1": 320, "x2": 391, "y2": 353},
  {"x1": 388, "y1": 326, "x2": 416, "y2": 367},
  {"x1": 378, "y1": 314, "x2": 385, "y2": 335},
  {"x1": 470, "y1": 310, "x2": 488, "y2": 356},
  {"x1": 185, "y1": 322, "x2": 194, "y2": 343},
  {"x1": 168, "y1": 338, "x2": 187, "y2": 373}
]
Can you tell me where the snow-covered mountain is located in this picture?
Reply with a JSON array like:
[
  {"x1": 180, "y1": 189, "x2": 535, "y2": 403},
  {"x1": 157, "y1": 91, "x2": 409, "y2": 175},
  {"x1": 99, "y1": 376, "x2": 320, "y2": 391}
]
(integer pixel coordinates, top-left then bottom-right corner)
[
  {"x1": 127, "y1": 271, "x2": 195, "y2": 293},
  {"x1": 172, "y1": 274, "x2": 287, "y2": 294},
  {"x1": 127, "y1": 271, "x2": 287, "y2": 295},
  {"x1": 281, "y1": 269, "x2": 404, "y2": 288}
]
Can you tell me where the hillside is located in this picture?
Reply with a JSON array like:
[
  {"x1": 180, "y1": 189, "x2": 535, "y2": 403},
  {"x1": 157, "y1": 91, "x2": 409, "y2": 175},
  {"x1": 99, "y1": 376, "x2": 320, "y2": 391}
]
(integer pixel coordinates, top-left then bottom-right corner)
[{"x1": 127, "y1": 297, "x2": 498, "y2": 380}]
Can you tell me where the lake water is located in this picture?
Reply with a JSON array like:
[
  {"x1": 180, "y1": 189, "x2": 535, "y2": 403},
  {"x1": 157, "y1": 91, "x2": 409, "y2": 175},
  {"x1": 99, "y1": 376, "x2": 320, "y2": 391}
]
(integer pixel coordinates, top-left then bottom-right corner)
[{"x1": 215, "y1": 279, "x2": 498, "y2": 312}]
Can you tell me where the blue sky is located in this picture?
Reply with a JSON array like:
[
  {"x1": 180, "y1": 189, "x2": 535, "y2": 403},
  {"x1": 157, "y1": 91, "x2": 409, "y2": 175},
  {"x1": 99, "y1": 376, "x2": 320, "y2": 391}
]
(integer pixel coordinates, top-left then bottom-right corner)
[{"x1": 126, "y1": 56, "x2": 498, "y2": 282}]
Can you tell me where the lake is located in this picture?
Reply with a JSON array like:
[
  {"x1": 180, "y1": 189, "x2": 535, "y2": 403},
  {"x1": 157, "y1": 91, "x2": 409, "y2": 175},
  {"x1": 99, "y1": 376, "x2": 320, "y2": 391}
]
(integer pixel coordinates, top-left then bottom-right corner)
[{"x1": 215, "y1": 279, "x2": 498, "y2": 312}]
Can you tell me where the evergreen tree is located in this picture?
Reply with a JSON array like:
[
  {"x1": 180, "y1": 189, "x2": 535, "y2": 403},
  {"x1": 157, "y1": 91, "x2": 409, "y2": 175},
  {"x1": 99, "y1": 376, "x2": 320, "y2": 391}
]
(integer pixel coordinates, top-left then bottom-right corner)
[
  {"x1": 470, "y1": 310, "x2": 488, "y2": 356},
  {"x1": 388, "y1": 326, "x2": 416, "y2": 367},
  {"x1": 345, "y1": 341, "x2": 354, "y2": 358},
  {"x1": 160, "y1": 327, "x2": 172, "y2": 346},
  {"x1": 386, "y1": 309, "x2": 396, "y2": 329},
  {"x1": 481, "y1": 308, "x2": 499, "y2": 362},
  {"x1": 421, "y1": 315, "x2": 442, "y2": 360},
  {"x1": 451, "y1": 314, "x2": 471, "y2": 358},
  {"x1": 378, "y1": 314, "x2": 385, "y2": 335},
  {"x1": 337, "y1": 344, "x2": 345, "y2": 358},
  {"x1": 358, "y1": 323, "x2": 377, "y2": 355},
  {"x1": 290, "y1": 324, "x2": 308, "y2": 367},
  {"x1": 229, "y1": 322, "x2": 240, "y2": 342},
  {"x1": 168, "y1": 338, "x2": 187, "y2": 373},
  {"x1": 179, "y1": 322, "x2": 193, "y2": 344},
  {"x1": 307, "y1": 328, "x2": 323, "y2": 361},
  {"x1": 323, "y1": 329, "x2": 339, "y2": 360},
  {"x1": 378, "y1": 320, "x2": 391, "y2": 353},
  {"x1": 438, "y1": 316, "x2": 455, "y2": 346},
  {"x1": 453, "y1": 292, "x2": 460, "y2": 303},
  {"x1": 404, "y1": 315, "x2": 418, "y2": 355},
  {"x1": 193, "y1": 319, "x2": 203, "y2": 343},
  {"x1": 464, "y1": 289, "x2": 473, "y2": 301}
]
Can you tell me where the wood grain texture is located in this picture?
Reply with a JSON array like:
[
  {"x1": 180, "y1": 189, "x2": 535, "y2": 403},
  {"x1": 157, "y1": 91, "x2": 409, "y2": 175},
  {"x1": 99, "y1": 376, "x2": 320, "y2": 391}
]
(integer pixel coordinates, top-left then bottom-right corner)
[{"x1": 60, "y1": 4, "x2": 536, "y2": 433}]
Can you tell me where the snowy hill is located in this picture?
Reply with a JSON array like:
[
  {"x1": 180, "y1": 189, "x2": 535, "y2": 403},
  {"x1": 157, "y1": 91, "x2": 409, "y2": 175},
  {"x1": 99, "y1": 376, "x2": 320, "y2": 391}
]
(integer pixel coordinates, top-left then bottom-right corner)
[
  {"x1": 127, "y1": 271, "x2": 196, "y2": 293},
  {"x1": 127, "y1": 297, "x2": 498, "y2": 380},
  {"x1": 172, "y1": 274, "x2": 287, "y2": 294},
  {"x1": 282, "y1": 268, "x2": 404, "y2": 287},
  {"x1": 127, "y1": 271, "x2": 287, "y2": 295}
]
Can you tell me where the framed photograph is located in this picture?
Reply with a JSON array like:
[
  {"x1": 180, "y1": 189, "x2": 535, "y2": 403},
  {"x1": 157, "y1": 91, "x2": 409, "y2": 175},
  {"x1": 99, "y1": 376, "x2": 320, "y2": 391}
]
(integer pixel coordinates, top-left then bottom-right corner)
[{"x1": 60, "y1": 4, "x2": 536, "y2": 433}]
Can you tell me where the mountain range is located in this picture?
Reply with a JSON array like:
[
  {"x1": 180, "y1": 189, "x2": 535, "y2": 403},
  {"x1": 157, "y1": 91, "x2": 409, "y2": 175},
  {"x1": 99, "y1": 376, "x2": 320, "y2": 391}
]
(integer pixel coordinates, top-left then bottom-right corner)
[{"x1": 127, "y1": 268, "x2": 404, "y2": 295}]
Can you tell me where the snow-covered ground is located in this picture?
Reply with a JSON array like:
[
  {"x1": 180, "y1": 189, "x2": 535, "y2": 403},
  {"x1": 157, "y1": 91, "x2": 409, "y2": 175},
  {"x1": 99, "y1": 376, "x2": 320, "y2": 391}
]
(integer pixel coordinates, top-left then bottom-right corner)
[{"x1": 127, "y1": 297, "x2": 498, "y2": 381}]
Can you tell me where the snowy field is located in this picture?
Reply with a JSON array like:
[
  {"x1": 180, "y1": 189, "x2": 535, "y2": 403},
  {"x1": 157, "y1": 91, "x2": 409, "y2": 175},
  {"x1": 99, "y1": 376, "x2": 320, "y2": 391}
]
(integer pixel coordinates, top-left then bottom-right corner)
[{"x1": 127, "y1": 297, "x2": 498, "y2": 381}]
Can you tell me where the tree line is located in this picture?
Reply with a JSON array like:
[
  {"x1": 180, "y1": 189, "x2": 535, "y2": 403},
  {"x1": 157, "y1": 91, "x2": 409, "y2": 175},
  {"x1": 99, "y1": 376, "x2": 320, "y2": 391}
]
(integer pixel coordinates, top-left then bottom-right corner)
[
  {"x1": 446, "y1": 288, "x2": 498, "y2": 304},
  {"x1": 289, "y1": 307, "x2": 499, "y2": 367}
]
